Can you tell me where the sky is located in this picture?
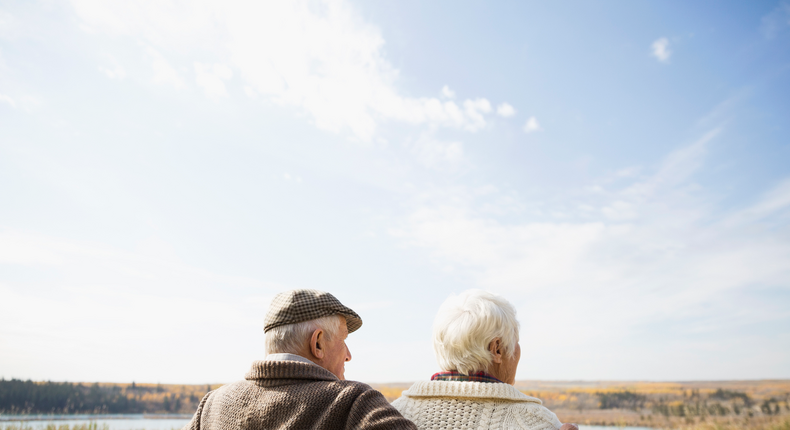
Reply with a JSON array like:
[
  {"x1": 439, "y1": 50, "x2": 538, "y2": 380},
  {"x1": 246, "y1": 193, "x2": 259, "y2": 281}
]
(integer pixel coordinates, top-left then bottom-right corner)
[{"x1": 1, "y1": 0, "x2": 789, "y2": 385}]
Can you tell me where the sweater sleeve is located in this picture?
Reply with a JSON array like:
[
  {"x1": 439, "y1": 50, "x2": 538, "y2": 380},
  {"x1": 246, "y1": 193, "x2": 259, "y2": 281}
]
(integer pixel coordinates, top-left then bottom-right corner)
[
  {"x1": 346, "y1": 388, "x2": 417, "y2": 430},
  {"x1": 182, "y1": 391, "x2": 212, "y2": 430}
]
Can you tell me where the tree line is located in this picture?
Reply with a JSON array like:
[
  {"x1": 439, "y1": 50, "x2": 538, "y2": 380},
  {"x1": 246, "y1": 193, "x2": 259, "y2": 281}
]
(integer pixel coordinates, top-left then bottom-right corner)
[
  {"x1": 0, "y1": 379, "x2": 208, "y2": 414},
  {"x1": 593, "y1": 388, "x2": 790, "y2": 418}
]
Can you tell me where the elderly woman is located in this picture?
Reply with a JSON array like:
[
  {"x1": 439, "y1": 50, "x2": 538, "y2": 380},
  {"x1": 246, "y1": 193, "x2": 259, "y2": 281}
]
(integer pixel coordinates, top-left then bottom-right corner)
[{"x1": 392, "y1": 290, "x2": 575, "y2": 430}]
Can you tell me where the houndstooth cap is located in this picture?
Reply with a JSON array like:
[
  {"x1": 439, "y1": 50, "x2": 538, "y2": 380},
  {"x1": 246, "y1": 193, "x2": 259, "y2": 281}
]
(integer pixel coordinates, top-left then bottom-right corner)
[{"x1": 264, "y1": 289, "x2": 363, "y2": 334}]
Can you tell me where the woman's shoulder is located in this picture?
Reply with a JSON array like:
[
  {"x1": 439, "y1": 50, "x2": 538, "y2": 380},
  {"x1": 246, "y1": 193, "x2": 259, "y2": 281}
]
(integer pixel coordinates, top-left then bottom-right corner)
[
  {"x1": 392, "y1": 381, "x2": 562, "y2": 430},
  {"x1": 399, "y1": 380, "x2": 543, "y2": 404},
  {"x1": 503, "y1": 401, "x2": 563, "y2": 430}
]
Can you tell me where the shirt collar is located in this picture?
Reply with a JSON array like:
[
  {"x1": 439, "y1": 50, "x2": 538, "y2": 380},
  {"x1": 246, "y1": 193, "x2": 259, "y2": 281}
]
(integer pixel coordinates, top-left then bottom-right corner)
[
  {"x1": 264, "y1": 353, "x2": 315, "y2": 365},
  {"x1": 430, "y1": 370, "x2": 504, "y2": 383}
]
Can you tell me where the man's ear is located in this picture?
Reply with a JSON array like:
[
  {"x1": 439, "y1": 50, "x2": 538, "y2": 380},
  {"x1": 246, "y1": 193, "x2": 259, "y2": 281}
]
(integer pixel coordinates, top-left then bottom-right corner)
[
  {"x1": 488, "y1": 337, "x2": 503, "y2": 364},
  {"x1": 310, "y1": 329, "x2": 325, "y2": 360}
]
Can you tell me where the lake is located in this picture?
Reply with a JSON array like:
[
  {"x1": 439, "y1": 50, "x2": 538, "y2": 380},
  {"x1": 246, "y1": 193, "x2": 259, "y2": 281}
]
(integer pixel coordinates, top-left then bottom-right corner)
[{"x1": 0, "y1": 415, "x2": 191, "y2": 430}]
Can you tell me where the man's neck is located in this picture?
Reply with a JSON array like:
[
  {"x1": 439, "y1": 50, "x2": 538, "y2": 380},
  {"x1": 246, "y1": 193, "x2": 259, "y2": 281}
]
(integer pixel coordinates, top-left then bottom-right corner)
[{"x1": 265, "y1": 353, "x2": 315, "y2": 365}]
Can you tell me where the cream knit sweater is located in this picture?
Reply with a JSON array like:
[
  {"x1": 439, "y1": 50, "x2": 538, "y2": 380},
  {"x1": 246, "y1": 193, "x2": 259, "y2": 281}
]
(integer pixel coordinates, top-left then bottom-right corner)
[{"x1": 392, "y1": 381, "x2": 562, "y2": 430}]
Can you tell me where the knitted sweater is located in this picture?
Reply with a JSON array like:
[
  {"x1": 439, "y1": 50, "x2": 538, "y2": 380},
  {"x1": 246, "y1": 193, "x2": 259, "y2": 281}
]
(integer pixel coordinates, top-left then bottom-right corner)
[
  {"x1": 391, "y1": 381, "x2": 562, "y2": 430},
  {"x1": 184, "y1": 360, "x2": 417, "y2": 430}
]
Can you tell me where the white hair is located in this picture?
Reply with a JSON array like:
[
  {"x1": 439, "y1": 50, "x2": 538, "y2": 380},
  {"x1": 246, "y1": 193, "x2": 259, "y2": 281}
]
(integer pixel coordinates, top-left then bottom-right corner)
[
  {"x1": 432, "y1": 289, "x2": 520, "y2": 375},
  {"x1": 265, "y1": 314, "x2": 344, "y2": 355}
]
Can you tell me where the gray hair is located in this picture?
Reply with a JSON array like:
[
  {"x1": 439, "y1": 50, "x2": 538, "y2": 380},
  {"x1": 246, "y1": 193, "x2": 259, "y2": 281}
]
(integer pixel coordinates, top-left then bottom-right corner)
[
  {"x1": 265, "y1": 314, "x2": 344, "y2": 355},
  {"x1": 432, "y1": 289, "x2": 520, "y2": 375}
]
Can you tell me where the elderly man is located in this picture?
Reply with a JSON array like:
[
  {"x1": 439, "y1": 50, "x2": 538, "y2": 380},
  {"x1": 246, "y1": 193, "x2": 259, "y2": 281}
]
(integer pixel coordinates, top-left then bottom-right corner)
[{"x1": 184, "y1": 289, "x2": 416, "y2": 430}]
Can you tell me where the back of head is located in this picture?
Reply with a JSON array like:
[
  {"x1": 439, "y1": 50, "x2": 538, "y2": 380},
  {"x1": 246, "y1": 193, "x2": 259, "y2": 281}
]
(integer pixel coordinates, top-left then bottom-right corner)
[
  {"x1": 432, "y1": 289, "x2": 520, "y2": 375},
  {"x1": 262, "y1": 289, "x2": 362, "y2": 356},
  {"x1": 265, "y1": 315, "x2": 344, "y2": 355}
]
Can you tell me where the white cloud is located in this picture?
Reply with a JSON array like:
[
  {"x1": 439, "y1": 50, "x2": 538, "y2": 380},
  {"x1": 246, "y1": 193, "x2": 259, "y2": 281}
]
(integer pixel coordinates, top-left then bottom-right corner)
[
  {"x1": 243, "y1": 85, "x2": 257, "y2": 98},
  {"x1": 98, "y1": 63, "x2": 126, "y2": 80},
  {"x1": 652, "y1": 37, "x2": 671, "y2": 63},
  {"x1": 17, "y1": 95, "x2": 40, "y2": 113},
  {"x1": 462, "y1": 98, "x2": 492, "y2": 132},
  {"x1": 282, "y1": 172, "x2": 303, "y2": 182},
  {"x1": 0, "y1": 10, "x2": 24, "y2": 40},
  {"x1": 393, "y1": 129, "x2": 790, "y2": 378},
  {"x1": 146, "y1": 47, "x2": 184, "y2": 88},
  {"x1": 600, "y1": 200, "x2": 638, "y2": 221},
  {"x1": 69, "y1": 0, "x2": 499, "y2": 141},
  {"x1": 408, "y1": 132, "x2": 465, "y2": 168},
  {"x1": 0, "y1": 230, "x2": 282, "y2": 383},
  {"x1": 441, "y1": 85, "x2": 455, "y2": 99},
  {"x1": 0, "y1": 93, "x2": 16, "y2": 108},
  {"x1": 496, "y1": 102, "x2": 516, "y2": 118},
  {"x1": 523, "y1": 116, "x2": 541, "y2": 133},
  {"x1": 0, "y1": 93, "x2": 41, "y2": 112},
  {"x1": 194, "y1": 62, "x2": 233, "y2": 98}
]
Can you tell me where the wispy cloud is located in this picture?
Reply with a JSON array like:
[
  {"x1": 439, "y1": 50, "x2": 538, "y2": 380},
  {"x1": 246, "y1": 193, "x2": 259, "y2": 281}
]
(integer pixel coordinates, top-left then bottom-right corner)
[
  {"x1": 652, "y1": 37, "x2": 672, "y2": 63},
  {"x1": 194, "y1": 62, "x2": 233, "y2": 98},
  {"x1": 761, "y1": 2, "x2": 790, "y2": 39},
  {"x1": 0, "y1": 93, "x2": 16, "y2": 108},
  {"x1": 392, "y1": 129, "x2": 790, "y2": 378},
  {"x1": 408, "y1": 132, "x2": 465, "y2": 168},
  {"x1": 146, "y1": 47, "x2": 184, "y2": 89},
  {"x1": 98, "y1": 63, "x2": 126, "y2": 80}
]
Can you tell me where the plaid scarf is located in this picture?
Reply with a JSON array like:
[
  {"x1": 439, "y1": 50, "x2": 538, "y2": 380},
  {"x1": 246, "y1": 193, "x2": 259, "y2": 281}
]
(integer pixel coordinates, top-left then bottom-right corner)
[{"x1": 430, "y1": 370, "x2": 503, "y2": 383}]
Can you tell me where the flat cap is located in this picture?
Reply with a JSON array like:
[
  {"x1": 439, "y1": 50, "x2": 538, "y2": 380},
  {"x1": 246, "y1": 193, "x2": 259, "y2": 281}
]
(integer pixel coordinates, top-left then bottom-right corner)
[{"x1": 264, "y1": 289, "x2": 363, "y2": 334}]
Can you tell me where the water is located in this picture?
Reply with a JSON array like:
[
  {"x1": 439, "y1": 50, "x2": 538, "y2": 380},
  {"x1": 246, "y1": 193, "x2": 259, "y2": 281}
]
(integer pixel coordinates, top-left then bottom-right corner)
[
  {"x1": 579, "y1": 426, "x2": 653, "y2": 430},
  {"x1": 0, "y1": 415, "x2": 191, "y2": 430}
]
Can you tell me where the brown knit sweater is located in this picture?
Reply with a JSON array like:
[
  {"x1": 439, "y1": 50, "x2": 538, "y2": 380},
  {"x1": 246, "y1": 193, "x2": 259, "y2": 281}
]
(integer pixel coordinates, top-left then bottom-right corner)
[{"x1": 183, "y1": 360, "x2": 417, "y2": 430}]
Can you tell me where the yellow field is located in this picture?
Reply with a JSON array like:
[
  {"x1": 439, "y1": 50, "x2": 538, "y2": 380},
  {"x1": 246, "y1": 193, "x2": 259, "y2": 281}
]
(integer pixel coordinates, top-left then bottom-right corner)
[
  {"x1": 371, "y1": 380, "x2": 790, "y2": 429},
  {"x1": 7, "y1": 379, "x2": 788, "y2": 429}
]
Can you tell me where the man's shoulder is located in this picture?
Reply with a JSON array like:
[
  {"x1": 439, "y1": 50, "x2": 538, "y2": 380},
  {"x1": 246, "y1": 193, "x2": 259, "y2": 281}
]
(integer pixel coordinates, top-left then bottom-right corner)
[
  {"x1": 312, "y1": 379, "x2": 380, "y2": 398},
  {"x1": 201, "y1": 380, "x2": 254, "y2": 402}
]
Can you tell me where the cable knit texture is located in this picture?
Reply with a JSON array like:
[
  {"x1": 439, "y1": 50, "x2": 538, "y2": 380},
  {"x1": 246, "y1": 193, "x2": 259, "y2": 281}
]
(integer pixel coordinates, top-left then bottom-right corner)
[
  {"x1": 391, "y1": 381, "x2": 562, "y2": 430},
  {"x1": 183, "y1": 360, "x2": 416, "y2": 430}
]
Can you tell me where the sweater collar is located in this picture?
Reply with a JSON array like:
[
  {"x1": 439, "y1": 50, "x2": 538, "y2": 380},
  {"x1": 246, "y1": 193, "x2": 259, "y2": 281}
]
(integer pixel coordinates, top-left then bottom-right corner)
[
  {"x1": 245, "y1": 360, "x2": 339, "y2": 386},
  {"x1": 402, "y1": 380, "x2": 543, "y2": 404}
]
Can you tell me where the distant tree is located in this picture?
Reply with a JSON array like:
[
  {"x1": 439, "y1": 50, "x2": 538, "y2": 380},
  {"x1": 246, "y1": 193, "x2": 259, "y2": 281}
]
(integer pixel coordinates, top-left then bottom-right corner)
[
  {"x1": 710, "y1": 389, "x2": 752, "y2": 406},
  {"x1": 596, "y1": 391, "x2": 646, "y2": 410},
  {"x1": 761, "y1": 400, "x2": 774, "y2": 415}
]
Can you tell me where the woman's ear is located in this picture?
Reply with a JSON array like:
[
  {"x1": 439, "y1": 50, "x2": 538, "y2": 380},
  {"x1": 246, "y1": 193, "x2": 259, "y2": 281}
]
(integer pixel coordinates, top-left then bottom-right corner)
[
  {"x1": 310, "y1": 329, "x2": 325, "y2": 360},
  {"x1": 489, "y1": 337, "x2": 503, "y2": 364}
]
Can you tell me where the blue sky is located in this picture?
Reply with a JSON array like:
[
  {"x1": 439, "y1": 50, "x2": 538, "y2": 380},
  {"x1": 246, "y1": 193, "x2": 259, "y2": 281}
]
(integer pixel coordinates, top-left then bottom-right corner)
[{"x1": 1, "y1": 0, "x2": 789, "y2": 385}]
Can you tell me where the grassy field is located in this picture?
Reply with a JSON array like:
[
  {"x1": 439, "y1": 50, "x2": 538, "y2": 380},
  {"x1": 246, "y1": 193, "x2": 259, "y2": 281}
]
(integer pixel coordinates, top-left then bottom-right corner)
[
  {"x1": 4, "y1": 379, "x2": 788, "y2": 429},
  {"x1": 371, "y1": 380, "x2": 790, "y2": 429}
]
